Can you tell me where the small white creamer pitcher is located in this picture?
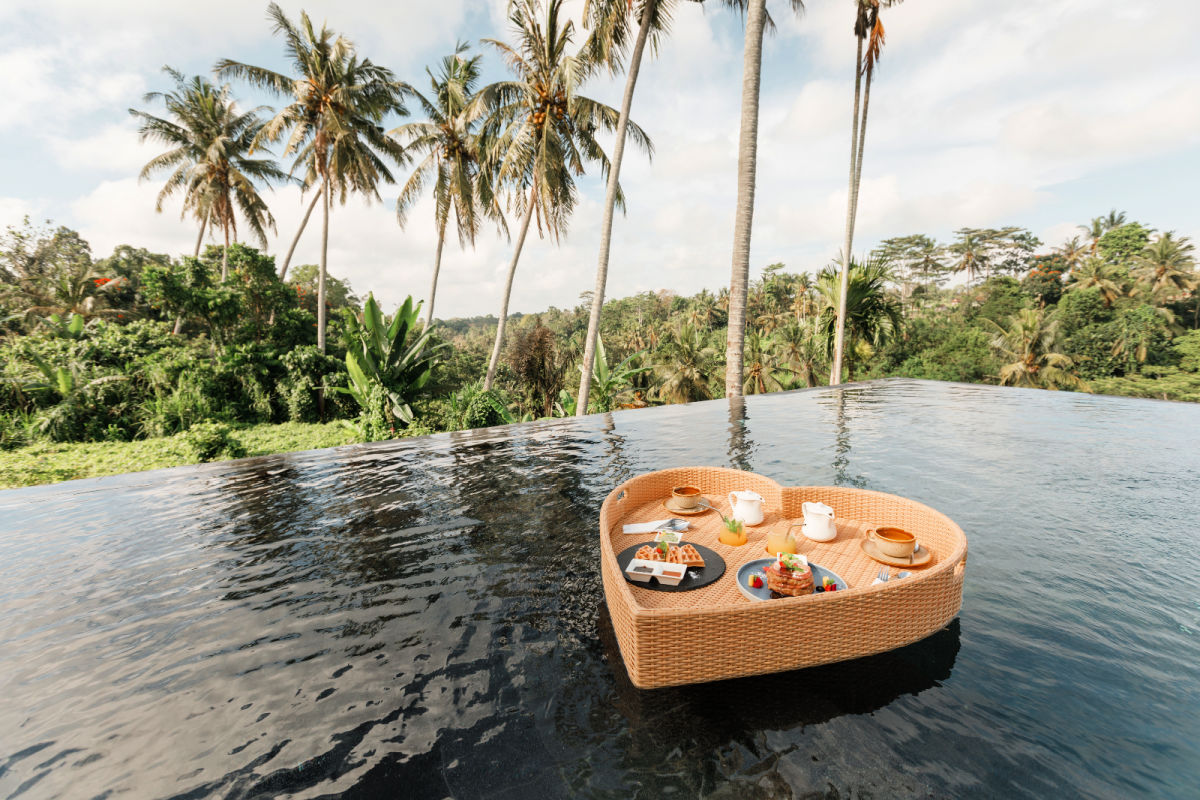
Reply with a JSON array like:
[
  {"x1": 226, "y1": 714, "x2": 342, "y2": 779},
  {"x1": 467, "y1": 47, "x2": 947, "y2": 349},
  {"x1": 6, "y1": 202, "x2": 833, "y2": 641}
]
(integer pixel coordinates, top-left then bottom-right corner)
[
  {"x1": 801, "y1": 501, "x2": 837, "y2": 542},
  {"x1": 727, "y1": 490, "x2": 765, "y2": 526}
]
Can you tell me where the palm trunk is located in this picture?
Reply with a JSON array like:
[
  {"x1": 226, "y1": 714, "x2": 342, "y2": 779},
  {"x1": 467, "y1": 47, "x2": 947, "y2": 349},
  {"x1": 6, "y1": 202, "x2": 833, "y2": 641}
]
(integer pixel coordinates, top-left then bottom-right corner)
[
  {"x1": 850, "y1": 56, "x2": 874, "y2": 248},
  {"x1": 279, "y1": 187, "x2": 323, "y2": 281},
  {"x1": 193, "y1": 216, "x2": 208, "y2": 259},
  {"x1": 318, "y1": 177, "x2": 330, "y2": 353},
  {"x1": 725, "y1": 0, "x2": 768, "y2": 400},
  {"x1": 484, "y1": 183, "x2": 538, "y2": 392},
  {"x1": 175, "y1": 216, "x2": 208, "y2": 335},
  {"x1": 221, "y1": 223, "x2": 230, "y2": 281},
  {"x1": 424, "y1": 215, "x2": 448, "y2": 329},
  {"x1": 316, "y1": 178, "x2": 330, "y2": 420},
  {"x1": 576, "y1": 0, "x2": 656, "y2": 417},
  {"x1": 831, "y1": 34, "x2": 865, "y2": 386}
]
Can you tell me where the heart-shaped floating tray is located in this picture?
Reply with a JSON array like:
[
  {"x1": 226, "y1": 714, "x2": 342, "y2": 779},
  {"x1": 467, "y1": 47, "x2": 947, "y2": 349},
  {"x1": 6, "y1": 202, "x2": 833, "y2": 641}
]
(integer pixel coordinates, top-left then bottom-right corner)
[{"x1": 598, "y1": 466, "x2": 968, "y2": 689}]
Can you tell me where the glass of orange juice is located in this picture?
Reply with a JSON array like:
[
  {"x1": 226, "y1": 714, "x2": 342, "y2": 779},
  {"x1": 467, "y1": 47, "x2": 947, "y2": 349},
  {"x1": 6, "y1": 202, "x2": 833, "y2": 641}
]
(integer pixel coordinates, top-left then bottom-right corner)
[{"x1": 766, "y1": 523, "x2": 799, "y2": 555}]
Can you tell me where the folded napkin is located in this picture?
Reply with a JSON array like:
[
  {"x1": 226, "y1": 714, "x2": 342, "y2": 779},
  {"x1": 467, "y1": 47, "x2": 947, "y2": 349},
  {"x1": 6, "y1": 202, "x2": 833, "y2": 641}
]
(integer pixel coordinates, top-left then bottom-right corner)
[{"x1": 622, "y1": 518, "x2": 689, "y2": 534}]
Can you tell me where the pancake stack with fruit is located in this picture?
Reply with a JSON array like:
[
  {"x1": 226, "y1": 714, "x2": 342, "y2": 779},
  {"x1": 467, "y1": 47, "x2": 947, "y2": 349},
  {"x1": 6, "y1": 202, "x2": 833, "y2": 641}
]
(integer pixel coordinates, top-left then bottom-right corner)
[{"x1": 764, "y1": 553, "x2": 814, "y2": 596}]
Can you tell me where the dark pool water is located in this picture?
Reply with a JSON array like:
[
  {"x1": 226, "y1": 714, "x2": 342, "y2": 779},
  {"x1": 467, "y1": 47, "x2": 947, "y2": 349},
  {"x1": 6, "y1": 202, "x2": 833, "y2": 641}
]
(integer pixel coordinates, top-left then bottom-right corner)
[{"x1": 2, "y1": 379, "x2": 1199, "y2": 799}]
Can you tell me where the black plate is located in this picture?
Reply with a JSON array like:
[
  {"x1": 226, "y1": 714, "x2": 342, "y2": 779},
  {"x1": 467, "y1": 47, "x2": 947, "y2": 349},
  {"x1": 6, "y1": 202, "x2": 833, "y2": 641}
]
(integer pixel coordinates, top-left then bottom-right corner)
[{"x1": 616, "y1": 542, "x2": 726, "y2": 592}]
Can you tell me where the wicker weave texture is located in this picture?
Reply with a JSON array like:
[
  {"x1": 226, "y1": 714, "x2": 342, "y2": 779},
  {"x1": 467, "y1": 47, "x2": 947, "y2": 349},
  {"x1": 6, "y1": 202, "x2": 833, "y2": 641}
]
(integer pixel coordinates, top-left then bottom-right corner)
[{"x1": 599, "y1": 467, "x2": 968, "y2": 689}]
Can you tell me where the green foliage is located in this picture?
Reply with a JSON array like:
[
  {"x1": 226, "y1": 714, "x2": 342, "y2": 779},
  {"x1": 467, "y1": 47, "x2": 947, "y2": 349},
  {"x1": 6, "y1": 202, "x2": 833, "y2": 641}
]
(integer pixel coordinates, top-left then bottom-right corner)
[
  {"x1": 1022, "y1": 256, "x2": 1066, "y2": 305},
  {"x1": 972, "y1": 276, "x2": 1030, "y2": 325},
  {"x1": 582, "y1": 335, "x2": 648, "y2": 413},
  {"x1": 289, "y1": 264, "x2": 360, "y2": 315},
  {"x1": 337, "y1": 294, "x2": 441, "y2": 436},
  {"x1": 0, "y1": 421, "x2": 356, "y2": 488},
  {"x1": 894, "y1": 325, "x2": 999, "y2": 383},
  {"x1": 441, "y1": 381, "x2": 516, "y2": 428},
  {"x1": 506, "y1": 318, "x2": 567, "y2": 417},
  {"x1": 1098, "y1": 223, "x2": 1153, "y2": 265},
  {"x1": 181, "y1": 421, "x2": 246, "y2": 462}
]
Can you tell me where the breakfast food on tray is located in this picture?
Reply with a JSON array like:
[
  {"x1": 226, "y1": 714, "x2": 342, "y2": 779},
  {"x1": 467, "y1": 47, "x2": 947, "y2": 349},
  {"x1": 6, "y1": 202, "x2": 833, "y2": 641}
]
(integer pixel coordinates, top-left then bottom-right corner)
[
  {"x1": 635, "y1": 543, "x2": 668, "y2": 561},
  {"x1": 666, "y1": 544, "x2": 705, "y2": 568},
  {"x1": 635, "y1": 542, "x2": 705, "y2": 567},
  {"x1": 764, "y1": 552, "x2": 814, "y2": 596}
]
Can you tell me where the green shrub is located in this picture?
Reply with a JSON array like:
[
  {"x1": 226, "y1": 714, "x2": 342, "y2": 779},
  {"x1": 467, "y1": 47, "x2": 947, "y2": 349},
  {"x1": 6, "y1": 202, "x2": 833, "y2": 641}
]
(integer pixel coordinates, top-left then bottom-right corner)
[
  {"x1": 180, "y1": 421, "x2": 246, "y2": 462},
  {"x1": 892, "y1": 326, "x2": 999, "y2": 383},
  {"x1": 0, "y1": 414, "x2": 30, "y2": 451}
]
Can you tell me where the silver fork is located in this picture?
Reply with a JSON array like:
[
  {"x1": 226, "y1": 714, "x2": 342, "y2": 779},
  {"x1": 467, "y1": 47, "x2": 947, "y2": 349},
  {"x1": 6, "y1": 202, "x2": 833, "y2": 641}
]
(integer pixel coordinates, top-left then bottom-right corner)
[{"x1": 877, "y1": 567, "x2": 889, "y2": 583}]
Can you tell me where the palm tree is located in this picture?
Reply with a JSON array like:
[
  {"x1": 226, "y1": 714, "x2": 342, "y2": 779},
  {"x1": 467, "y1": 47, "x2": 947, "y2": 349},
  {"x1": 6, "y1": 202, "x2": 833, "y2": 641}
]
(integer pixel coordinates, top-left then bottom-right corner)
[
  {"x1": 1079, "y1": 216, "x2": 1106, "y2": 255},
  {"x1": 1055, "y1": 236, "x2": 1088, "y2": 273},
  {"x1": 727, "y1": 0, "x2": 806, "y2": 397},
  {"x1": 392, "y1": 43, "x2": 505, "y2": 329},
  {"x1": 742, "y1": 329, "x2": 785, "y2": 394},
  {"x1": 131, "y1": 67, "x2": 285, "y2": 280},
  {"x1": 1102, "y1": 208, "x2": 1127, "y2": 231},
  {"x1": 656, "y1": 322, "x2": 718, "y2": 403},
  {"x1": 1133, "y1": 232, "x2": 1196, "y2": 300},
  {"x1": 818, "y1": 258, "x2": 901, "y2": 381},
  {"x1": 1065, "y1": 257, "x2": 1128, "y2": 307},
  {"x1": 216, "y1": 3, "x2": 408, "y2": 351},
  {"x1": 474, "y1": 0, "x2": 650, "y2": 391},
  {"x1": 574, "y1": 0, "x2": 669, "y2": 416},
  {"x1": 946, "y1": 227, "x2": 990, "y2": 287},
  {"x1": 773, "y1": 319, "x2": 823, "y2": 387},
  {"x1": 830, "y1": 0, "x2": 903, "y2": 385},
  {"x1": 985, "y1": 308, "x2": 1083, "y2": 390}
]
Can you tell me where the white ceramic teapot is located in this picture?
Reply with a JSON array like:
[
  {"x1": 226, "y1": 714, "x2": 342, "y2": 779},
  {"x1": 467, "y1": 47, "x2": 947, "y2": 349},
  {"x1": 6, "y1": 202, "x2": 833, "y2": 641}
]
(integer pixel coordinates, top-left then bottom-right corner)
[
  {"x1": 727, "y1": 490, "x2": 765, "y2": 526},
  {"x1": 801, "y1": 501, "x2": 837, "y2": 542}
]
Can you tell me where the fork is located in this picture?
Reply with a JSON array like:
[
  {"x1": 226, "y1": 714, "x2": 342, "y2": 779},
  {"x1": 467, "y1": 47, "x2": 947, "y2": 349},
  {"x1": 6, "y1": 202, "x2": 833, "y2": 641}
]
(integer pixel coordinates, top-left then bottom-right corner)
[{"x1": 871, "y1": 566, "x2": 889, "y2": 585}]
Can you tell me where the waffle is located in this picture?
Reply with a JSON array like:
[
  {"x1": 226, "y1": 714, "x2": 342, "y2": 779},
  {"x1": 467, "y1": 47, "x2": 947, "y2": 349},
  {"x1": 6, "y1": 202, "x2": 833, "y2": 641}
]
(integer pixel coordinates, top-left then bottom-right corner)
[
  {"x1": 634, "y1": 545, "x2": 665, "y2": 562},
  {"x1": 666, "y1": 544, "x2": 705, "y2": 568}
]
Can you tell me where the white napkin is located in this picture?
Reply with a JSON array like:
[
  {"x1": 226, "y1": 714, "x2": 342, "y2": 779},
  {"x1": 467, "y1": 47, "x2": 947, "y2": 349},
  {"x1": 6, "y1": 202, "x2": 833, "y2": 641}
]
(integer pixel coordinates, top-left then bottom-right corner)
[{"x1": 622, "y1": 519, "x2": 689, "y2": 534}]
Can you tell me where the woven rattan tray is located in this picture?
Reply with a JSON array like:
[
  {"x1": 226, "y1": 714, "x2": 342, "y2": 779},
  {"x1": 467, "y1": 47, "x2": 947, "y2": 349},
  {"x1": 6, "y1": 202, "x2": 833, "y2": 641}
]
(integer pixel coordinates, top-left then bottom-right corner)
[{"x1": 599, "y1": 467, "x2": 968, "y2": 689}]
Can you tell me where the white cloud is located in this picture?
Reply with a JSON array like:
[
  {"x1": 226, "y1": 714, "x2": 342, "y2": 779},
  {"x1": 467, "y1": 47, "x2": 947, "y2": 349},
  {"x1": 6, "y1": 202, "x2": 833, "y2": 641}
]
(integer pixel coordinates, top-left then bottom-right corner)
[{"x1": 49, "y1": 123, "x2": 152, "y2": 174}]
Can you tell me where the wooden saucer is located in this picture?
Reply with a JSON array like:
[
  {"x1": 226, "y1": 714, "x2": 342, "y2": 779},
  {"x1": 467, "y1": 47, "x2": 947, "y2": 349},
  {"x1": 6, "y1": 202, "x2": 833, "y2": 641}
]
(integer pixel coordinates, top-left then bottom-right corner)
[
  {"x1": 663, "y1": 497, "x2": 713, "y2": 515},
  {"x1": 860, "y1": 538, "x2": 933, "y2": 567}
]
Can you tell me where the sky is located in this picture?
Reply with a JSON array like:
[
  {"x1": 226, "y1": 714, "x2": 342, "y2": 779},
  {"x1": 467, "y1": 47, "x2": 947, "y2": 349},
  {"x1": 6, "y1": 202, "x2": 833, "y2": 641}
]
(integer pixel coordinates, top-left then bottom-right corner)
[{"x1": 1, "y1": 0, "x2": 1197, "y2": 319}]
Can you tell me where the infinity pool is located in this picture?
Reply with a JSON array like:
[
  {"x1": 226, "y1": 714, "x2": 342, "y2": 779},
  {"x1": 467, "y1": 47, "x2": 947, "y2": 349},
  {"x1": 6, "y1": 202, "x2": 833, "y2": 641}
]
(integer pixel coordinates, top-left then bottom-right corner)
[{"x1": 2, "y1": 380, "x2": 1198, "y2": 798}]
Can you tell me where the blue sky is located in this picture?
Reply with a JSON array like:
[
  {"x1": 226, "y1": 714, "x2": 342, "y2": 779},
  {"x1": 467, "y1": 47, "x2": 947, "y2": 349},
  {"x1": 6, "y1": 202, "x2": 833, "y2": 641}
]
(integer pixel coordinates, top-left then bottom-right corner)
[{"x1": 1, "y1": 0, "x2": 1196, "y2": 318}]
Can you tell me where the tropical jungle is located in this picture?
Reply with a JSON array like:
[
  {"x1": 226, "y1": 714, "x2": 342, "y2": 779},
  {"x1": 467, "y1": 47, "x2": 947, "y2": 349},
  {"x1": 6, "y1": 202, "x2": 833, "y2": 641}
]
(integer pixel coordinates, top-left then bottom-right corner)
[{"x1": 2, "y1": 0, "x2": 1197, "y2": 489}]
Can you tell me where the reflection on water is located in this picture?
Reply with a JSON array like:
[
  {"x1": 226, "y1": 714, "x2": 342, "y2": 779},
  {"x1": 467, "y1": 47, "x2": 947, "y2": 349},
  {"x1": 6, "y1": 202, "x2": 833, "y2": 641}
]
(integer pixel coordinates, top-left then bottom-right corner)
[{"x1": 2, "y1": 379, "x2": 1199, "y2": 799}]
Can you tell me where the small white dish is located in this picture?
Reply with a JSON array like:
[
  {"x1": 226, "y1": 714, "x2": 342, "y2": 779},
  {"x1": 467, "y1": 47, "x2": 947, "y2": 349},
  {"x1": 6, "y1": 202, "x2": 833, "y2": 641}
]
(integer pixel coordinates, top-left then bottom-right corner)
[
  {"x1": 624, "y1": 559, "x2": 658, "y2": 583},
  {"x1": 656, "y1": 564, "x2": 687, "y2": 586},
  {"x1": 654, "y1": 530, "x2": 683, "y2": 545}
]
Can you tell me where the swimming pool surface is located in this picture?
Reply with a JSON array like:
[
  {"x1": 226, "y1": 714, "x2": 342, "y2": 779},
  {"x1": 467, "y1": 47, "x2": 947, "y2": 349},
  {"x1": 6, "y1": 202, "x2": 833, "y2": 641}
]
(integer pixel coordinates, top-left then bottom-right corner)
[{"x1": 2, "y1": 379, "x2": 1198, "y2": 798}]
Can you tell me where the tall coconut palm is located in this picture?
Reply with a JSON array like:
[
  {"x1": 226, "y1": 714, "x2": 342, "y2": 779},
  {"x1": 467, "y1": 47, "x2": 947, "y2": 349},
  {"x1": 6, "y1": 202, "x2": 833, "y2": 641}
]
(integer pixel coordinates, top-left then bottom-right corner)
[
  {"x1": 392, "y1": 43, "x2": 506, "y2": 329},
  {"x1": 727, "y1": 0, "x2": 805, "y2": 397},
  {"x1": 216, "y1": 3, "x2": 408, "y2": 352},
  {"x1": 829, "y1": 0, "x2": 903, "y2": 386},
  {"x1": 985, "y1": 308, "x2": 1083, "y2": 390},
  {"x1": 474, "y1": 0, "x2": 650, "y2": 391},
  {"x1": 1133, "y1": 231, "x2": 1196, "y2": 300},
  {"x1": 818, "y1": 258, "x2": 901, "y2": 381},
  {"x1": 573, "y1": 0, "x2": 669, "y2": 415},
  {"x1": 131, "y1": 67, "x2": 286, "y2": 281}
]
